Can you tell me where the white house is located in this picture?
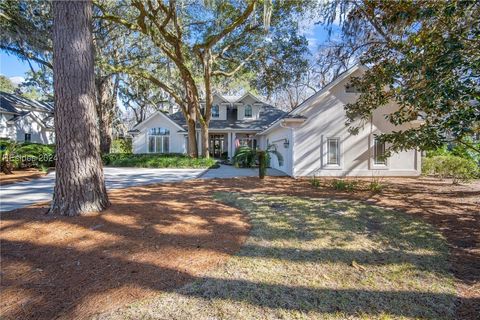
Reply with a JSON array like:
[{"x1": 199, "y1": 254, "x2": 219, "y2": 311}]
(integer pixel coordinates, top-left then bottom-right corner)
[
  {"x1": 129, "y1": 92, "x2": 286, "y2": 159},
  {"x1": 0, "y1": 92, "x2": 55, "y2": 144},
  {"x1": 130, "y1": 65, "x2": 421, "y2": 177}
]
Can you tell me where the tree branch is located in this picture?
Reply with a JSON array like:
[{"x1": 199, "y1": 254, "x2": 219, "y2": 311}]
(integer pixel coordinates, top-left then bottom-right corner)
[{"x1": 0, "y1": 45, "x2": 52, "y2": 69}]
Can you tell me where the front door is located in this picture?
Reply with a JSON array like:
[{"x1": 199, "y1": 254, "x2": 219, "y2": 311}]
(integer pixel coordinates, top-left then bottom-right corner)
[{"x1": 209, "y1": 134, "x2": 225, "y2": 158}]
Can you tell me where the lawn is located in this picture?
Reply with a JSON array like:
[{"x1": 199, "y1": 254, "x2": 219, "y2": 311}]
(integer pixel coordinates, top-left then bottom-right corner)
[
  {"x1": 99, "y1": 192, "x2": 456, "y2": 320},
  {"x1": 1, "y1": 177, "x2": 477, "y2": 320}
]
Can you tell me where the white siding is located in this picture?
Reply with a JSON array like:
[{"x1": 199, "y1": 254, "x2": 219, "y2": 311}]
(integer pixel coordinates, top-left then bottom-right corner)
[
  {"x1": 236, "y1": 95, "x2": 262, "y2": 120},
  {"x1": 132, "y1": 112, "x2": 186, "y2": 154},
  {"x1": 0, "y1": 112, "x2": 54, "y2": 144},
  {"x1": 291, "y1": 68, "x2": 420, "y2": 177},
  {"x1": 264, "y1": 126, "x2": 293, "y2": 176},
  {"x1": 210, "y1": 95, "x2": 228, "y2": 121}
]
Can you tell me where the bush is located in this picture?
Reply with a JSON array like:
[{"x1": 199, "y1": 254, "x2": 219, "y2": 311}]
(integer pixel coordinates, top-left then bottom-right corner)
[
  {"x1": 331, "y1": 179, "x2": 358, "y2": 192},
  {"x1": 233, "y1": 146, "x2": 256, "y2": 168},
  {"x1": 310, "y1": 175, "x2": 321, "y2": 188},
  {"x1": 102, "y1": 153, "x2": 217, "y2": 169},
  {"x1": 110, "y1": 138, "x2": 132, "y2": 153},
  {"x1": 422, "y1": 155, "x2": 478, "y2": 184},
  {"x1": 16, "y1": 143, "x2": 55, "y2": 168},
  {"x1": 368, "y1": 176, "x2": 384, "y2": 193},
  {"x1": 0, "y1": 140, "x2": 55, "y2": 171}
]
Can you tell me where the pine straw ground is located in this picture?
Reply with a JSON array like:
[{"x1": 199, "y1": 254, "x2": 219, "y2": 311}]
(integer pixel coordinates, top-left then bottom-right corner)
[
  {"x1": 0, "y1": 168, "x2": 48, "y2": 185},
  {"x1": 0, "y1": 177, "x2": 478, "y2": 319}
]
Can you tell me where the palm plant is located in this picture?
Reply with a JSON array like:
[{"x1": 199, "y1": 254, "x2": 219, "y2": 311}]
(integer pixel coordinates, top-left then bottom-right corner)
[{"x1": 0, "y1": 141, "x2": 18, "y2": 174}]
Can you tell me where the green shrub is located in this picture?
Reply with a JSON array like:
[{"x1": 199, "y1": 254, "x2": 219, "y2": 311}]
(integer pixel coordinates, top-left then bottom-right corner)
[
  {"x1": 110, "y1": 138, "x2": 132, "y2": 153},
  {"x1": 368, "y1": 176, "x2": 385, "y2": 193},
  {"x1": 258, "y1": 150, "x2": 267, "y2": 179},
  {"x1": 102, "y1": 153, "x2": 217, "y2": 169},
  {"x1": 422, "y1": 155, "x2": 478, "y2": 184},
  {"x1": 16, "y1": 143, "x2": 55, "y2": 168},
  {"x1": 310, "y1": 175, "x2": 321, "y2": 188},
  {"x1": 233, "y1": 146, "x2": 256, "y2": 168},
  {"x1": 331, "y1": 179, "x2": 358, "y2": 192},
  {"x1": 1, "y1": 140, "x2": 55, "y2": 170}
]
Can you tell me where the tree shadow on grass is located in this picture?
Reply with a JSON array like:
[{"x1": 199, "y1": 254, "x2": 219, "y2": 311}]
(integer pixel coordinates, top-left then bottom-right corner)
[
  {"x1": 2, "y1": 238, "x2": 477, "y2": 320},
  {"x1": 0, "y1": 181, "x2": 477, "y2": 319}
]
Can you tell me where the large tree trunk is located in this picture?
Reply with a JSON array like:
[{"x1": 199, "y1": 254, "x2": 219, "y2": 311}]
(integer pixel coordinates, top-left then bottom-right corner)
[
  {"x1": 187, "y1": 118, "x2": 198, "y2": 157},
  {"x1": 50, "y1": 0, "x2": 109, "y2": 216},
  {"x1": 96, "y1": 75, "x2": 118, "y2": 154},
  {"x1": 199, "y1": 49, "x2": 213, "y2": 158},
  {"x1": 183, "y1": 84, "x2": 199, "y2": 158},
  {"x1": 200, "y1": 123, "x2": 209, "y2": 158}
]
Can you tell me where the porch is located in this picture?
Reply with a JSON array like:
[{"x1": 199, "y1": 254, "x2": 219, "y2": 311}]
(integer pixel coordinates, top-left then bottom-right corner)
[{"x1": 206, "y1": 131, "x2": 259, "y2": 160}]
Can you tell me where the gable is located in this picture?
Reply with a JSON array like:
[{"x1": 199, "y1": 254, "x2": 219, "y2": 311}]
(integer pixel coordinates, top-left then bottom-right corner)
[{"x1": 134, "y1": 111, "x2": 185, "y2": 132}]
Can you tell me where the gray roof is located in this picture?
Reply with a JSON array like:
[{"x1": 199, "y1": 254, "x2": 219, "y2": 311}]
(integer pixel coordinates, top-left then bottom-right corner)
[
  {"x1": 168, "y1": 105, "x2": 287, "y2": 131},
  {"x1": 0, "y1": 91, "x2": 54, "y2": 114}
]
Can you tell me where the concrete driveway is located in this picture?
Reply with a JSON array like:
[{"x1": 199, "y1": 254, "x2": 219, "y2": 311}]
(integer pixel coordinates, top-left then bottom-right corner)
[
  {"x1": 0, "y1": 167, "x2": 206, "y2": 212},
  {"x1": 0, "y1": 165, "x2": 287, "y2": 212}
]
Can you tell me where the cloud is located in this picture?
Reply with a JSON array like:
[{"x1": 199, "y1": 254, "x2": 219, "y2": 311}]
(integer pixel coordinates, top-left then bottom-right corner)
[{"x1": 9, "y1": 76, "x2": 25, "y2": 86}]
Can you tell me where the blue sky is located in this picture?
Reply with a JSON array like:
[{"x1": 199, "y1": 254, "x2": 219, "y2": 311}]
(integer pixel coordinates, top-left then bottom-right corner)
[
  {"x1": 0, "y1": 52, "x2": 39, "y2": 79},
  {"x1": 0, "y1": 22, "x2": 336, "y2": 81}
]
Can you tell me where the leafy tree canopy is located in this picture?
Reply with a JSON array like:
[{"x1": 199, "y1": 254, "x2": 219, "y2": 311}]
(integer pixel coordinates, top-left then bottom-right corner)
[
  {"x1": 320, "y1": 0, "x2": 480, "y2": 153},
  {"x1": 0, "y1": 75, "x2": 15, "y2": 93}
]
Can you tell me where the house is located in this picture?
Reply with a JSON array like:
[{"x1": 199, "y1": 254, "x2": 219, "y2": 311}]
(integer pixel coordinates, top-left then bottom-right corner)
[
  {"x1": 130, "y1": 64, "x2": 421, "y2": 177},
  {"x1": 0, "y1": 91, "x2": 55, "y2": 144},
  {"x1": 129, "y1": 92, "x2": 286, "y2": 159}
]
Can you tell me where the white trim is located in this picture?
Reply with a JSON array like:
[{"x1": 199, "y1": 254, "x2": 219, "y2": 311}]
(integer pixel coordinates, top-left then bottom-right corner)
[
  {"x1": 290, "y1": 64, "x2": 366, "y2": 117},
  {"x1": 232, "y1": 92, "x2": 266, "y2": 104},
  {"x1": 294, "y1": 169, "x2": 420, "y2": 178},
  {"x1": 132, "y1": 111, "x2": 186, "y2": 132},
  {"x1": 259, "y1": 64, "x2": 366, "y2": 136},
  {"x1": 369, "y1": 134, "x2": 389, "y2": 170},
  {"x1": 322, "y1": 136, "x2": 343, "y2": 169}
]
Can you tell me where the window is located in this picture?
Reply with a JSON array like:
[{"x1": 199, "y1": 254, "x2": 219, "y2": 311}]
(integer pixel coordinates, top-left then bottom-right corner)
[
  {"x1": 148, "y1": 127, "x2": 170, "y2": 153},
  {"x1": 244, "y1": 105, "x2": 252, "y2": 118},
  {"x1": 24, "y1": 133, "x2": 31, "y2": 142},
  {"x1": 373, "y1": 137, "x2": 386, "y2": 165},
  {"x1": 327, "y1": 138, "x2": 340, "y2": 165},
  {"x1": 212, "y1": 105, "x2": 219, "y2": 118}
]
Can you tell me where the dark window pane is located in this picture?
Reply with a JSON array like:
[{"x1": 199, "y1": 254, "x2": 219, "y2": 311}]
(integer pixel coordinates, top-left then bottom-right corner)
[
  {"x1": 327, "y1": 138, "x2": 339, "y2": 165},
  {"x1": 245, "y1": 105, "x2": 252, "y2": 117}
]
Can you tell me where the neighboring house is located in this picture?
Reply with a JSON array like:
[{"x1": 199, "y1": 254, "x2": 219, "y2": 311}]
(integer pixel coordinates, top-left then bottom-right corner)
[
  {"x1": 130, "y1": 64, "x2": 421, "y2": 177},
  {"x1": 0, "y1": 91, "x2": 55, "y2": 144}
]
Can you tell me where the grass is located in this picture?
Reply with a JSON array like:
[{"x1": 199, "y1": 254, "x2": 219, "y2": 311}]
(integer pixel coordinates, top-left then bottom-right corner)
[
  {"x1": 98, "y1": 193, "x2": 456, "y2": 320},
  {"x1": 102, "y1": 153, "x2": 218, "y2": 169}
]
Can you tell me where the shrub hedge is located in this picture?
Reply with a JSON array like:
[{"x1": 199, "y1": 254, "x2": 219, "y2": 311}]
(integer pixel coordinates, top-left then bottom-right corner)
[
  {"x1": 0, "y1": 140, "x2": 55, "y2": 170},
  {"x1": 422, "y1": 155, "x2": 478, "y2": 183},
  {"x1": 102, "y1": 153, "x2": 218, "y2": 169}
]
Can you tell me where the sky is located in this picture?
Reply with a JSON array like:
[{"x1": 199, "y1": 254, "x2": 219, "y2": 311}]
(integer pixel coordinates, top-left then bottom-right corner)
[{"x1": 0, "y1": 21, "x2": 337, "y2": 83}]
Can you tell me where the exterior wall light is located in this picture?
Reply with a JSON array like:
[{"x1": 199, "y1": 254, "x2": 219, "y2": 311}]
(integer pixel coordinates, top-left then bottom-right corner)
[{"x1": 283, "y1": 139, "x2": 289, "y2": 149}]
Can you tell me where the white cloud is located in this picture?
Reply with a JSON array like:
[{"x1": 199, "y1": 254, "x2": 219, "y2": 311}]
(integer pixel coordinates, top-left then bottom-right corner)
[{"x1": 9, "y1": 76, "x2": 25, "y2": 86}]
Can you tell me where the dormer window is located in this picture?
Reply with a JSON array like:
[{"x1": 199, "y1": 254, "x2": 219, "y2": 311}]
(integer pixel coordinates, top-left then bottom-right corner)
[
  {"x1": 245, "y1": 105, "x2": 252, "y2": 118},
  {"x1": 212, "y1": 105, "x2": 219, "y2": 118}
]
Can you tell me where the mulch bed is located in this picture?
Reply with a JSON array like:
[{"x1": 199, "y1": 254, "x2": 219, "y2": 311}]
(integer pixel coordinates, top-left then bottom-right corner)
[
  {"x1": 0, "y1": 169, "x2": 48, "y2": 185},
  {"x1": 0, "y1": 184, "x2": 249, "y2": 319},
  {"x1": 1, "y1": 176, "x2": 478, "y2": 319}
]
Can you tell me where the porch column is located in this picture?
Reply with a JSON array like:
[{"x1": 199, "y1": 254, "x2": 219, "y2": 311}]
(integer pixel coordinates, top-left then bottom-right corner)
[
  {"x1": 231, "y1": 131, "x2": 236, "y2": 159},
  {"x1": 227, "y1": 132, "x2": 232, "y2": 159}
]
